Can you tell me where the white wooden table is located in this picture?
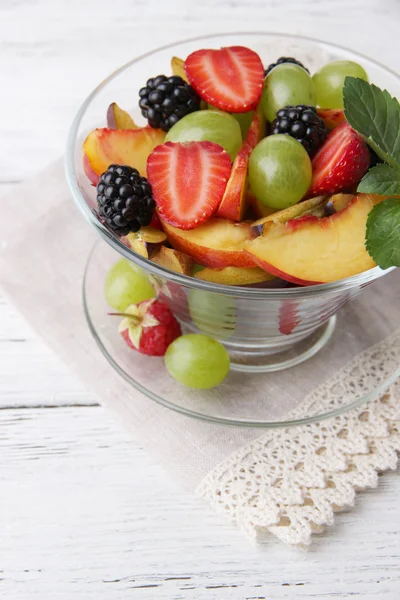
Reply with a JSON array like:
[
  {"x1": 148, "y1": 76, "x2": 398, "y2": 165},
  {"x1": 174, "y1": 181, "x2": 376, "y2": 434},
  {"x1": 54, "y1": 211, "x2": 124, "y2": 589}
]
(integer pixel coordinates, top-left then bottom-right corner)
[{"x1": 1, "y1": 1, "x2": 400, "y2": 598}]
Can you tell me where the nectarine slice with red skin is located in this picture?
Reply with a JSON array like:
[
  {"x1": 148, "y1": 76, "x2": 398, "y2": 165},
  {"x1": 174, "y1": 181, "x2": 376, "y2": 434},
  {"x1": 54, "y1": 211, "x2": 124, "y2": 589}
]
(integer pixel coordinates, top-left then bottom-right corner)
[
  {"x1": 317, "y1": 108, "x2": 346, "y2": 130},
  {"x1": 83, "y1": 127, "x2": 166, "y2": 178},
  {"x1": 161, "y1": 217, "x2": 256, "y2": 268},
  {"x1": 215, "y1": 143, "x2": 250, "y2": 221},
  {"x1": 245, "y1": 194, "x2": 386, "y2": 285},
  {"x1": 216, "y1": 107, "x2": 266, "y2": 222},
  {"x1": 244, "y1": 103, "x2": 266, "y2": 147},
  {"x1": 83, "y1": 152, "x2": 100, "y2": 186},
  {"x1": 194, "y1": 265, "x2": 275, "y2": 285}
]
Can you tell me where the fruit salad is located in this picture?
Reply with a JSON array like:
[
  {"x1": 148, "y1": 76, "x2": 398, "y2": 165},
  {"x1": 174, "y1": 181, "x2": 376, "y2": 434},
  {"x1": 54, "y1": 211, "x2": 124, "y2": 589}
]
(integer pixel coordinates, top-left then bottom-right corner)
[
  {"x1": 83, "y1": 45, "x2": 400, "y2": 289},
  {"x1": 84, "y1": 45, "x2": 400, "y2": 389}
]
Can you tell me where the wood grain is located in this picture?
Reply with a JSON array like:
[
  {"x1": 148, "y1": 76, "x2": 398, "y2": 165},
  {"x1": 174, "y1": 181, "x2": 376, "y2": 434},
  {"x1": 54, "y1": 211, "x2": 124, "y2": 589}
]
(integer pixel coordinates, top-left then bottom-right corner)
[
  {"x1": 1, "y1": 0, "x2": 400, "y2": 597},
  {"x1": 1, "y1": 407, "x2": 400, "y2": 600}
]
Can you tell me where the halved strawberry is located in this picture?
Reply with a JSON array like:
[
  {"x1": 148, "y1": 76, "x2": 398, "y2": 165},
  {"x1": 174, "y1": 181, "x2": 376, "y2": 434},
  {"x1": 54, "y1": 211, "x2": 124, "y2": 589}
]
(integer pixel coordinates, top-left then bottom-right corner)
[
  {"x1": 184, "y1": 46, "x2": 264, "y2": 113},
  {"x1": 147, "y1": 141, "x2": 231, "y2": 230},
  {"x1": 308, "y1": 122, "x2": 370, "y2": 197}
]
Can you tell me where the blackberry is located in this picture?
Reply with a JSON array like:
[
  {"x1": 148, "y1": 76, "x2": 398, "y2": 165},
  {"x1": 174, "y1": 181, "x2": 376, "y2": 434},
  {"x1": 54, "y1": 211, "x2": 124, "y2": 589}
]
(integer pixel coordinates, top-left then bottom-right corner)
[
  {"x1": 264, "y1": 57, "x2": 309, "y2": 77},
  {"x1": 272, "y1": 105, "x2": 327, "y2": 157},
  {"x1": 96, "y1": 165, "x2": 155, "y2": 236},
  {"x1": 139, "y1": 74, "x2": 201, "y2": 132}
]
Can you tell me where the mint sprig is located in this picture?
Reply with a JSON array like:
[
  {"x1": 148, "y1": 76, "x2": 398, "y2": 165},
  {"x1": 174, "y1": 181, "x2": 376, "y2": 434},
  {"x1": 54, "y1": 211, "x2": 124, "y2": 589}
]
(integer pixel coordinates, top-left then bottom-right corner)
[
  {"x1": 366, "y1": 199, "x2": 400, "y2": 268},
  {"x1": 343, "y1": 77, "x2": 400, "y2": 170},
  {"x1": 358, "y1": 164, "x2": 400, "y2": 196},
  {"x1": 342, "y1": 77, "x2": 400, "y2": 269}
]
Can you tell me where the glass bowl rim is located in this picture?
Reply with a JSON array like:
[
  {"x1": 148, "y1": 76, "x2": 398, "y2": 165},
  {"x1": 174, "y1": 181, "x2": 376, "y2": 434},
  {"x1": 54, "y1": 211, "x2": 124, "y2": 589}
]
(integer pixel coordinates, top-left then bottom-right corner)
[{"x1": 66, "y1": 31, "x2": 397, "y2": 299}]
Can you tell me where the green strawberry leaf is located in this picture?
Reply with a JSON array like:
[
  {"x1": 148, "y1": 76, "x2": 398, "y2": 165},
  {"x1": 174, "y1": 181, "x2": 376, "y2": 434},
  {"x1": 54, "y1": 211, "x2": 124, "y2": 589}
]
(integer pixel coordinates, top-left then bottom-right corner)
[
  {"x1": 358, "y1": 164, "x2": 400, "y2": 195},
  {"x1": 365, "y1": 198, "x2": 400, "y2": 268},
  {"x1": 343, "y1": 77, "x2": 400, "y2": 171}
]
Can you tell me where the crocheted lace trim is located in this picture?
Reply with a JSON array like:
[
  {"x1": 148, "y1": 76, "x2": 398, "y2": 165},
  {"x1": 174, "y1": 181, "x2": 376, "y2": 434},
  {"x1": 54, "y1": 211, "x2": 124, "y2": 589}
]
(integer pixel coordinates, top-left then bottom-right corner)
[{"x1": 196, "y1": 330, "x2": 400, "y2": 546}]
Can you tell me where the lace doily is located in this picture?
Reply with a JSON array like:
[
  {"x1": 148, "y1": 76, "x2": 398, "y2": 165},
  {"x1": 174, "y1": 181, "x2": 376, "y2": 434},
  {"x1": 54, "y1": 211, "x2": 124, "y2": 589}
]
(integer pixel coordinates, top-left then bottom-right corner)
[{"x1": 196, "y1": 330, "x2": 400, "y2": 547}]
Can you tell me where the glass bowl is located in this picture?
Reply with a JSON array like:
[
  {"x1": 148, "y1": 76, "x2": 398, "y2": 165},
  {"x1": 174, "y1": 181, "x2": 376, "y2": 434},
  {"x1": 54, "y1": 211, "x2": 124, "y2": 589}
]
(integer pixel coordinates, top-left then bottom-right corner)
[
  {"x1": 83, "y1": 241, "x2": 400, "y2": 427},
  {"x1": 66, "y1": 33, "x2": 399, "y2": 426}
]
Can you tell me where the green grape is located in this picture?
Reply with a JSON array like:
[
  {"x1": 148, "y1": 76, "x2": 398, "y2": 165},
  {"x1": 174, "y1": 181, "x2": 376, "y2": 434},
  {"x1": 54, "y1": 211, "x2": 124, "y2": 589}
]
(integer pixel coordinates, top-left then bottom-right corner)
[
  {"x1": 232, "y1": 110, "x2": 254, "y2": 139},
  {"x1": 165, "y1": 334, "x2": 230, "y2": 389},
  {"x1": 248, "y1": 135, "x2": 312, "y2": 210},
  {"x1": 104, "y1": 259, "x2": 155, "y2": 311},
  {"x1": 165, "y1": 110, "x2": 242, "y2": 160},
  {"x1": 188, "y1": 289, "x2": 236, "y2": 339},
  {"x1": 313, "y1": 60, "x2": 369, "y2": 109},
  {"x1": 207, "y1": 103, "x2": 253, "y2": 138},
  {"x1": 262, "y1": 63, "x2": 316, "y2": 122}
]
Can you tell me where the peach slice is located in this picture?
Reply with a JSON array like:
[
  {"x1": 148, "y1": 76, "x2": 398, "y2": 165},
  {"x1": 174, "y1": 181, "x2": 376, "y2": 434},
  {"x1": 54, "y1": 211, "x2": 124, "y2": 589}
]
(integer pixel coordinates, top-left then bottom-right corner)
[
  {"x1": 107, "y1": 102, "x2": 138, "y2": 130},
  {"x1": 127, "y1": 226, "x2": 167, "y2": 244},
  {"x1": 215, "y1": 143, "x2": 250, "y2": 221},
  {"x1": 216, "y1": 107, "x2": 266, "y2": 222},
  {"x1": 171, "y1": 56, "x2": 188, "y2": 81},
  {"x1": 331, "y1": 193, "x2": 355, "y2": 212},
  {"x1": 161, "y1": 217, "x2": 256, "y2": 268},
  {"x1": 83, "y1": 127, "x2": 166, "y2": 178},
  {"x1": 317, "y1": 108, "x2": 346, "y2": 129},
  {"x1": 245, "y1": 194, "x2": 385, "y2": 285},
  {"x1": 122, "y1": 235, "x2": 149, "y2": 258},
  {"x1": 195, "y1": 265, "x2": 275, "y2": 285},
  {"x1": 151, "y1": 245, "x2": 194, "y2": 275},
  {"x1": 251, "y1": 195, "x2": 328, "y2": 235},
  {"x1": 122, "y1": 226, "x2": 167, "y2": 259},
  {"x1": 244, "y1": 103, "x2": 266, "y2": 148},
  {"x1": 83, "y1": 152, "x2": 100, "y2": 186}
]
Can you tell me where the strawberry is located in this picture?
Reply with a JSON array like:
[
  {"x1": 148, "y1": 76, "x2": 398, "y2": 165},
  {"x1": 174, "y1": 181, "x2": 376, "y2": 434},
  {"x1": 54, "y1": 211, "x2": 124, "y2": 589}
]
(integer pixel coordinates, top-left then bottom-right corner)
[
  {"x1": 113, "y1": 298, "x2": 182, "y2": 356},
  {"x1": 149, "y1": 211, "x2": 162, "y2": 230},
  {"x1": 184, "y1": 46, "x2": 264, "y2": 113},
  {"x1": 147, "y1": 141, "x2": 231, "y2": 230},
  {"x1": 308, "y1": 122, "x2": 370, "y2": 197},
  {"x1": 279, "y1": 300, "x2": 301, "y2": 335}
]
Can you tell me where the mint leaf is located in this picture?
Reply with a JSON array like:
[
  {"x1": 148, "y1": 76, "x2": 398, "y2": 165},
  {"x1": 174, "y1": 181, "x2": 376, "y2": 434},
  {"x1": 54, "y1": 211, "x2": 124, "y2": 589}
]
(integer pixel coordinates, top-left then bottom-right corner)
[
  {"x1": 343, "y1": 77, "x2": 400, "y2": 170},
  {"x1": 358, "y1": 164, "x2": 400, "y2": 195},
  {"x1": 366, "y1": 198, "x2": 400, "y2": 268}
]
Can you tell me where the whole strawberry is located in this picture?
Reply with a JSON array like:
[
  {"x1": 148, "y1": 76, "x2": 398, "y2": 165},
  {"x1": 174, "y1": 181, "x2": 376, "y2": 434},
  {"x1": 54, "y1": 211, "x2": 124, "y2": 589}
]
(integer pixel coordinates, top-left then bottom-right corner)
[{"x1": 113, "y1": 298, "x2": 182, "y2": 356}]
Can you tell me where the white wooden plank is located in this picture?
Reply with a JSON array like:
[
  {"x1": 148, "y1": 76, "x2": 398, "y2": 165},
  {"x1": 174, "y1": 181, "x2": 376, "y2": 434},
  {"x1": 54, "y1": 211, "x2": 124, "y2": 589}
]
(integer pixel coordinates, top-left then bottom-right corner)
[
  {"x1": 1, "y1": 406, "x2": 400, "y2": 600},
  {"x1": 0, "y1": 298, "x2": 95, "y2": 407}
]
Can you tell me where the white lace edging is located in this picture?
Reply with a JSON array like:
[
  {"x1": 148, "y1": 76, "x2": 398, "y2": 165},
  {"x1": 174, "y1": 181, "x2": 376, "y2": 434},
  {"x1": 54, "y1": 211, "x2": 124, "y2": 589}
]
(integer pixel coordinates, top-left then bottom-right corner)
[{"x1": 196, "y1": 330, "x2": 400, "y2": 547}]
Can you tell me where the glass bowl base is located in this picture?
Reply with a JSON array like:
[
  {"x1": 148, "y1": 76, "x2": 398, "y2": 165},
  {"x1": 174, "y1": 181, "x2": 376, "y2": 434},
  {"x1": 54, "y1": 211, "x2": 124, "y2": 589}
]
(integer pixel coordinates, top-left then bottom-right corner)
[
  {"x1": 84, "y1": 242, "x2": 400, "y2": 428},
  {"x1": 227, "y1": 316, "x2": 336, "y2": 373}
]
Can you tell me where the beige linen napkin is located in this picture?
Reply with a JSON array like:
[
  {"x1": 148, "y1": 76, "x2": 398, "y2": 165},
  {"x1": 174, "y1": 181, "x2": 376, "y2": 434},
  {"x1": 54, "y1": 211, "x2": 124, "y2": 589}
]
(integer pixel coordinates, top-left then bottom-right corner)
[{"x1": 0, "y1": 160, "x2": 399, "y2": 546}]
